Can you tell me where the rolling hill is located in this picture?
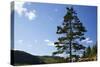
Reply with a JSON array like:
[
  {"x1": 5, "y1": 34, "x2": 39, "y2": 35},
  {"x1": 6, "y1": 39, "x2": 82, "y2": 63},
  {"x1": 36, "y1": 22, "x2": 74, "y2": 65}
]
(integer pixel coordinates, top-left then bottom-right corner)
[{"x1": 11, "y1": 50, "x2": 66, "y2": 66}]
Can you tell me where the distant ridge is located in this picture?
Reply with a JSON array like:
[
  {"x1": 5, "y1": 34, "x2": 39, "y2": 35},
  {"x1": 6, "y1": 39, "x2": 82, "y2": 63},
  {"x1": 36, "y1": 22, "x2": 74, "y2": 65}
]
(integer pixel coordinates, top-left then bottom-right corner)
[
  {"x1": 11, "y1": 50, "x2": 66, "y2": 66},
  {"x1": 11, "y1": 50, "x2": 45, "y2": 66}
]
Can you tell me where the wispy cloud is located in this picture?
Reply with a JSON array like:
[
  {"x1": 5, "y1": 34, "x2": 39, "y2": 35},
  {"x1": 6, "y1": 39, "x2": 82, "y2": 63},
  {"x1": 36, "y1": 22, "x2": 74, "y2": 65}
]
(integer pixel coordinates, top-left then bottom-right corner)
[
  {"x1": 44, "y1": 39, "x2": 54, "y2": 46},
  {"x1": 44, "y1": 39, "x2": 50, "y2": 42},
  {"x1": 81, "y1": 37, "x2": 93, "y2": 44},
  {"x1": 15, "y1": 40, "x2": 34, "y2": 51},
  {"x1": 14, "y1": 2, "x2": 36, "y2": 21},
  {"x1": 17, "y1": 40, "x2": 23, "y2": 44}
]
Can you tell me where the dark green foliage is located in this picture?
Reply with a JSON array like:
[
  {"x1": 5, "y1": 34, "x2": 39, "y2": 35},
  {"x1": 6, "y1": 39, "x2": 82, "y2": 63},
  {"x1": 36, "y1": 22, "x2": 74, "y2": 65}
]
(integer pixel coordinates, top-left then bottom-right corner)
[
  {"x1": 86, "y1": 46, "x2": 91, "y2": 57},
  {"x1": 91, "y1": 44, "x2": 97, "y2": 57},
  {"x1": 82, "y1": 43, "x2": 97, "y2": 58},
  {"x1": 11, "y1": 50, "x2": 45, "y2": 66},
  {"x1": 41, "y1": 56, "x2": 66, "y2": 64},
  {"x1": 53, "y1": 7, "x2": 87, "y2": 62},
  {"x1": 11, "y1": 50, "x2": 66, "y2": 66}
]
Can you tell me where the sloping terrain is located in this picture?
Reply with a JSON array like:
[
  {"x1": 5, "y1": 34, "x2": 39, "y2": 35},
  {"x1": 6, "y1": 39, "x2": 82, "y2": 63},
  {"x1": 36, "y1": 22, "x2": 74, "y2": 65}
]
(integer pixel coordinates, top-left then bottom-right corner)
[{"x1": 11, "y1": 50, "x2": 66, "y2": 66}]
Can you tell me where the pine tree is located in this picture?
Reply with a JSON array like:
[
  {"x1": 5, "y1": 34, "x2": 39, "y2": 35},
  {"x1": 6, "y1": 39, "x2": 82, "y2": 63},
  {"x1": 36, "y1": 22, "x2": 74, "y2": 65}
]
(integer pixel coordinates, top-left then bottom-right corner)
[
  {"x1": 82, "y1": 43, "x2": 97, "y2": 58},
  {"x1": 53, "y1": 7, "x2": 87, "y2": 62},
  {"x1": 85, "y1": 46, "x2": 91, "y2": 57},
  {"x1": 91, "y1": 44, "x2": 97, "y2": 57}
]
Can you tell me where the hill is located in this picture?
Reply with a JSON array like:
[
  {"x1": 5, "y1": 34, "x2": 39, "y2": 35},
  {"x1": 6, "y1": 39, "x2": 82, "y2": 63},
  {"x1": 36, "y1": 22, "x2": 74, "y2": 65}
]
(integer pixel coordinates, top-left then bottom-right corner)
[{"x1": 11, "y1": 50, "x2": 66, "y2": 66}]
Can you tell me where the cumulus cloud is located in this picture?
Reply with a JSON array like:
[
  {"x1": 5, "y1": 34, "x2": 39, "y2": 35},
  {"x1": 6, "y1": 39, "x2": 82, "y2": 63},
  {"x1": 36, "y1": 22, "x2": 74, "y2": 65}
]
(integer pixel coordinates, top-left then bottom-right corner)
[
  {"x1": 81, "y1": 37, "x2": 93, "y2": 44},
  {"x1": 25, "y1": 10, "x2": 36, "y2": 20},
  {"x1": 15, "y1": 2, "x2": 26, "y2": 16},
  {"x1": 44, "y1": 39, "x2": 55, "y2": 46},
  {"x1": 14, "y1": 2, "x2": 36, "y2": 21}
]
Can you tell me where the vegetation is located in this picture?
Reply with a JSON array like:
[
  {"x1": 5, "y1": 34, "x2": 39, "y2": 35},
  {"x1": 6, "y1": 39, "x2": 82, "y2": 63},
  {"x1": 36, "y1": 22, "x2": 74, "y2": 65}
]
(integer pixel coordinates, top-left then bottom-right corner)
[
  {"x1": 11, "y1": 50, "x2": 66, "y2": 66},
  {"x1": 40, "y1": 56, "x2": 66, "y2": 64},
  {"x1": 81, "y1": 44, "x2": 97, "y2": 61},
  {"x1": 53, "y1": 6, "x2": 87, "y2": 62},
  {"x1": 11, "y1": 43, "x2": 97, "y2": 66}
]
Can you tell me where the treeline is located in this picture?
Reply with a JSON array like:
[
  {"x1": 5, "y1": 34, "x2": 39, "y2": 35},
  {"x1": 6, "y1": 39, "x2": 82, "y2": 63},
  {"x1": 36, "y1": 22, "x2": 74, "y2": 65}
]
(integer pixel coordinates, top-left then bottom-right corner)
[
  {"x1": 11, "y1": 50, "x2": 67, "y2": 66},
  {"x1": 82, "y1": 43, "x2": 97, "y2": 60}
]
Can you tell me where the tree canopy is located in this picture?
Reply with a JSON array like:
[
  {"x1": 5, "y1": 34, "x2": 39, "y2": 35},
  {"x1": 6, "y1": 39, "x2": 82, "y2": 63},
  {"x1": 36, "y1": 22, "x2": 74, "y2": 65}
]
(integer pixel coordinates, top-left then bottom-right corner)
[{"x1": 53, "y1": 6, "x2": 87, "y2": 62}]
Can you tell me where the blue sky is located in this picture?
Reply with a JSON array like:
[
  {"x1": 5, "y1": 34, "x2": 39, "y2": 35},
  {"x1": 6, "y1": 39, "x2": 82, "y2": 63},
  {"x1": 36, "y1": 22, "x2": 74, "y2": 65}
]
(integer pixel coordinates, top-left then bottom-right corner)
[{"x1": 12, "y1": 2, "x2": 97, "y2": 56}]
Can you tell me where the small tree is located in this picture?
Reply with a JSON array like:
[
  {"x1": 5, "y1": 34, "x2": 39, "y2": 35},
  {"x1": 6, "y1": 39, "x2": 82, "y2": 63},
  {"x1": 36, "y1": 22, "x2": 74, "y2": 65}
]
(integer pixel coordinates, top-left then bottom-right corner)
[
  {"x1": 91, "y1": 44, "x2": 97, "y2": 57},
  {"x1": 82, "y1": 43, "x2": 97, "y2": 59},
  {"x1": 85, "y1": 46, "x2": 91, "y2": 57},
  {"x1": 53, "y1": 7, "x2": 87, "y2": 62}
]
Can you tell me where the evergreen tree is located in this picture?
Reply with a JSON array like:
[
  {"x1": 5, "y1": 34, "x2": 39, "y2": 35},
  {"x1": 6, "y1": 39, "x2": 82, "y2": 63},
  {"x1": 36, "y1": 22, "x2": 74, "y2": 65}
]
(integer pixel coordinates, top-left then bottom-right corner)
[
  {"x1": 91, "y1": 44, "x2": 97, "y2": 57},
  {"x1": 53, "y1": 7, "x2": 87, "y2": 62},
  {"x1": 82, "y1": 43, "x2": 97, "y2": 58},
  {"x1": 85, "y1": 46, "x2": 91, "y2": 57}
]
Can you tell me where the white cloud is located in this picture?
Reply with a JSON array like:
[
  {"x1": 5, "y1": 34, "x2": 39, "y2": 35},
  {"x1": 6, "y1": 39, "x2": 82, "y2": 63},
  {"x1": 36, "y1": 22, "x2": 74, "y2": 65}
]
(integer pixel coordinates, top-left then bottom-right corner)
[
  {"x1": 17, "y1": 40, "x2": 23, "y2": 44},
  {"x1": 47, "y1": 42, "x2": 54, "y2": 46},
  {"x1": 44, "y1": 39, "x2": 50, "y2": 42},
  {"x1": 44, "y1": 39, "x2": 55, "y2": 46},
  {"x1": 25, "y1": 10, "x2": 36, "y2": 21},
  {"x1": 15, "y1": 2, "x2": 26, "y2": 16},
  {"x1": 14, "y1": 1, "x2": 36, "y2": 21},
  {"x1": 81, "y1": 37, "x2": 93, "y2": 44},
  {"x1": 87, "y1": 40, "x2": 93, "y2": 43}
]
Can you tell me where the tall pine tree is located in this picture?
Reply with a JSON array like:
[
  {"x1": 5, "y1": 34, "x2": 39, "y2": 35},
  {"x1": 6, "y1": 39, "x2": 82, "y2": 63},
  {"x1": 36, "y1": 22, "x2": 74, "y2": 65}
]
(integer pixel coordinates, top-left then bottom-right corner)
[{"x1": 53, "y1": 7, "x2": 87, "y2": 62}]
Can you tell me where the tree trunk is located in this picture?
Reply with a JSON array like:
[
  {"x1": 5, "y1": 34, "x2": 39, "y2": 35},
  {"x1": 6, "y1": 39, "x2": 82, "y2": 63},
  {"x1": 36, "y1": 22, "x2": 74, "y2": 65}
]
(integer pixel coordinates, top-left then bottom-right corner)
[{"x1": 69, "y1": 20, "x2": 72, "y2": 62}]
